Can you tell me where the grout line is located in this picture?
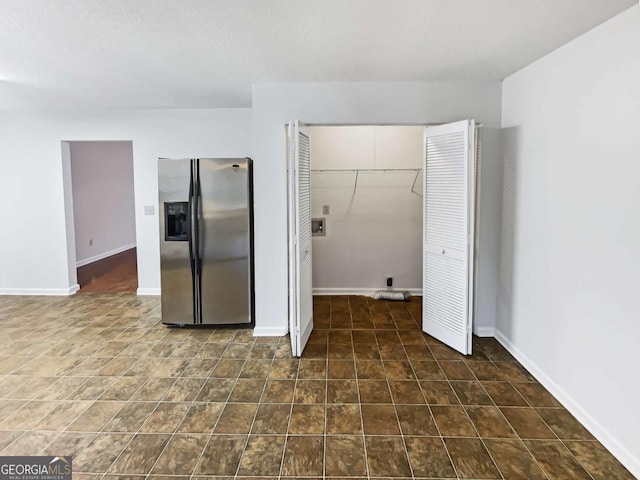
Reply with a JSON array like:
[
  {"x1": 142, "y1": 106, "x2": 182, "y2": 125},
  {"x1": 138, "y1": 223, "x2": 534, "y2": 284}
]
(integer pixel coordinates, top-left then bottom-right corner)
[
  {"x1": 377, "y1": 299, "x2": 415, "y2": 480},
  {"x1": 276, "y1": 337, "x2": 302, "y2": 480},
  {"x1": 350, "y1": 295, "x2": 371, "y2": 480},
  {"x1": 323, "y1": 296, "x2": 330, "y2": 480},
  {"x1": 417, "y1": 340, "x2": 462, "y2": 480}
]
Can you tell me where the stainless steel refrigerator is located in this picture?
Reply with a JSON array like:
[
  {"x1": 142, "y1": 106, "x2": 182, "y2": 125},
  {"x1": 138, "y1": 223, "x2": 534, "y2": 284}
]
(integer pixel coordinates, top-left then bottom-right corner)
[{"x1": 158, "y1": 158, "x2": 254, "y2": 327}]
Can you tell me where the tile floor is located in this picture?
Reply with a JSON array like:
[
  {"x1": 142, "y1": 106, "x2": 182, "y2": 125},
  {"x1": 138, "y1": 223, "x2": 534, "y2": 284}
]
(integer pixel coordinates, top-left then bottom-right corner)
[{"x1": 0, "y1": 294, "x2": 634, "y2": 480}]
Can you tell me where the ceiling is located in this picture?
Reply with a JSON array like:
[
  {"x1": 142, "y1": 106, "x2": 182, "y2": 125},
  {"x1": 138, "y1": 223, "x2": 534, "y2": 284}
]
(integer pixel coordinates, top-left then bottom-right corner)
[{"x1": 0, "y1": 0, "x2": 635, "y2": 109}]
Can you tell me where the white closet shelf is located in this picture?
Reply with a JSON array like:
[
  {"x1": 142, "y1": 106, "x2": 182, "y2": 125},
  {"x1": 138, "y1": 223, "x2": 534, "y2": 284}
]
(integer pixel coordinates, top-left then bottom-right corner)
[{"x1": 310, "y1": 168, "x2": 422, "y2": 195}]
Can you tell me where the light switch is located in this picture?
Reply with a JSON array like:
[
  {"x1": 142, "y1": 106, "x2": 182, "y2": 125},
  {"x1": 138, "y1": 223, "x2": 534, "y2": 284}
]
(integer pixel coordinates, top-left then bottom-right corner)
[
  {"x1": 144, "y1": 205, "x2": 155, "y2": 215},
  {"x1": 322, "y1": 205, "x2": 330, "y2": 215}
]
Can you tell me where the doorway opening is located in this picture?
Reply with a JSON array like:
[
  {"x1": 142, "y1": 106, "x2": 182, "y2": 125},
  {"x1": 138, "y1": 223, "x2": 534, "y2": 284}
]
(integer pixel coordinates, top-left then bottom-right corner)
[
  {"x1": 309, "y1": 125, "x2": 424, "y2": 297},
  {"x1": 61, "y1": 140, "x2": 138, "y2": 293},
  {"x1": 287, "y1": 121, "x2": 479, "y2": 357}
]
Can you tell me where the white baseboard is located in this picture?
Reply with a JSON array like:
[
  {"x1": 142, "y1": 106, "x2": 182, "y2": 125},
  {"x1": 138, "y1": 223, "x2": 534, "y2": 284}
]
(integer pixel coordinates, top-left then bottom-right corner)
[
  {"x1": 473, "y1": 326, "x2": 495, "y2": 337},
  {"x1": 253, "y1": 326, "x2": 288, "y2": 337},
  {"x1": 137, "y1": 288, "x2": 161, "y2": 296},
  {"x1": 495, "y1": 329, "x2": 640, "y2": 479},
  {"x1": 313, "y1": 287, "x2": 422, "y2": 296},
  {"x1": 76, "y1": 243, "x2": 136, "y2": 267},
  {"x1": 0, "y1": 284, "x2": 79, "y2": 296}
]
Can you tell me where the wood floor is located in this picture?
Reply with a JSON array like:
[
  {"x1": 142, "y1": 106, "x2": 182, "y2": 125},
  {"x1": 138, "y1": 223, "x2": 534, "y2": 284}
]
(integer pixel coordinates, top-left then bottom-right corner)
[{"x1": 77, "y1": 248, "x2": 138, "y2": 293}]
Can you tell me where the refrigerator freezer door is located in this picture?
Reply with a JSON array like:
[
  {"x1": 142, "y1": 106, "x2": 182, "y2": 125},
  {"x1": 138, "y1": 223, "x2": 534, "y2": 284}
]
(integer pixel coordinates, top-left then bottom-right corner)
[
  {"x1": 198, "y1": 158, "x2": 252, "y2": 325},
  {"x1": 159, "y1": 158, "x2": 195, "y2": 325}
]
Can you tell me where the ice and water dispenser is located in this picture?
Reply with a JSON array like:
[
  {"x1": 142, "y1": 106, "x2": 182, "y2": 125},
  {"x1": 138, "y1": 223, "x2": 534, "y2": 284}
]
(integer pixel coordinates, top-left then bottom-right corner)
[{"x1": 164, "y1": 202, "x2": 189, "y2": 241}]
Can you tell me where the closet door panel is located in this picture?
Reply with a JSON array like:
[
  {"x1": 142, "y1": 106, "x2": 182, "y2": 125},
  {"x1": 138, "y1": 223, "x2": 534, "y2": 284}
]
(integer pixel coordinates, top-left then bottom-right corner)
[{"x1": 422, "y1": 120, "x2": 477, "y2": 355}]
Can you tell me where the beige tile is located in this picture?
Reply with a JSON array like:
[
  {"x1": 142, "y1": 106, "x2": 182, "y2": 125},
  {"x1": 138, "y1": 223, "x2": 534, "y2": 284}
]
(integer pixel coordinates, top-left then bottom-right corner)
[
  {"x1": 565, "y1": 440, "x2": 636, "y2": 480},
  {"x1": 484, "y1": 438, "x2": 547, "y2": 480},
  {"x1": 525, "y1": 440, "x2": 592, "y2": 479},
  {"x1": 163, "y1": 378, "x2": 205, "y2": 402},
  {"x1": 108, "y1": 433, "x2": 171, "y2": 474},
  {"x1": 430, "y1": 406, "x2": 477, "y2": 437},
  {"x1": 388, "y1": 380, "x2": 426, "y2": 404},
  {"x1": 465, "y1": 406, "x2": 516, "y2": 438},
  {"x1": 151, "y1": 434, "x2": 209, "y2": 475},
  {"x1": 405, "y1": 436, "x2": 456, "y2": 478},
  {"x1": 326, "y1": 379, "x2": 359, "y2": 404},
  {"x1": 74, "y1": 433, "x2": 133, "y2": 473},
  {"x1": 324, "y1": 436, "x2": 366, "y2": 477},
  {"x1": 326, "y1": 404, "x2": 362, "y2": 434},
  {"x1": 297, "y1": 359, "x2": 326, "y2": 379},
  {"x1": 214, "y1": 403, "x2": 258, "y2": 434},
  {"x1": 179, "y1": 402, "x2": 226, "y2": 433},
  {"x1": 237, "y1": 435, "x2": 286, "y2": 476},
  {"x1": 262, "y1": 379, "x2": 295, "y2": 403},
  {"x1": 444, "y1": 437, "x2": 501, "y2": 479},
  {"x1": 288, "y1": 404, "x2": 324, "y2": 434},
  {"x1": 327, "y1": 360, "x2": 356, "y2": 379},
  {"x1": 251, "y1": 404, "x2": 291, "y2": 434},
  {"x1": 361, "y1": 404, "x2": 400, "y2": 435},
  {"x1": 195, "y1": 378, "x2": 235, "y2": 402},
  {"x1": 104, "y1": 401, "x2": 157, "y2": 432},
  {"x1": 420, "y1": 381, "x2": 460, "y2": 405},
  {"x1": 395, "y1": 404, "x2": 439, "y2": 436},
  {"x1": 1, "y1": 430, "x2": 60, "y2": 455},
  {"x1": 141, "y1": 402, "x2": 190, "y2": 433},
  {"x1": 282, "y1": 435, "x2": 324, "y2": 476},
  {"x1": 365, "y1": 436, "x2": 412, "y2": 477},
  {"x1": 500, "y1": 407, "x2": 557, "y2": 439},
  {"x1": 229, "y1": 379, "x2": 267, "y2": 403},
  {"x1": 293, "y1": 379, "x2": 326, "y2": 403},
  {"x1": 358, "y1": 379, "x2": 392, "y2": 403},
  {"x1": 42, "y1": 431, "x2": 96, "y2": 457},
  {"x1": 196, "y1": 435, "x2": 247, "y2": 475},
  {"x1": 34, "y1": 401, "x2": 92, "y2": 430}
]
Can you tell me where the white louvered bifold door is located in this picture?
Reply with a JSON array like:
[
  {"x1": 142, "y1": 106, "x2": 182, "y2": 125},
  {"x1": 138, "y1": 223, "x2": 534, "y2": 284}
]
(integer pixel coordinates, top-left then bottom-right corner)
[
  {"x1": 287, "y1": 121, "x2": 298, "y2": 356},
  {"x1": 287, "y1": 120, "x2": 314, "y2": 357},
  {"x1": 423, "y1": 120, "x2": 477, "y2": 355}
]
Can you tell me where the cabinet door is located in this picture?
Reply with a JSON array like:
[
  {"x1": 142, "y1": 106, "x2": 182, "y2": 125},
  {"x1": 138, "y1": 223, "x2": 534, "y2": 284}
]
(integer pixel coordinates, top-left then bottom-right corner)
[
  {"x1": 309, "y1": 126, "x2": 374, "y2": 169},
  {"x1": 374, "y1": 126, "x2": 424, "y2": 169}
]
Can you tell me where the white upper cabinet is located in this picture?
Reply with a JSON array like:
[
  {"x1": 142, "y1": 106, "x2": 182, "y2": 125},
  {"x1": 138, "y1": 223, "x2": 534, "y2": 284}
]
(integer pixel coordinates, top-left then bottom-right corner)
[
  {"x1": 309, "y1": 125, "x2": 424, "y2": 170},
  {"x1": 374, "y1": 126, "x2": 425, "y2": 169},
  {"x1": 308, "y1": 126, "x2": 374, "y2": 169}
]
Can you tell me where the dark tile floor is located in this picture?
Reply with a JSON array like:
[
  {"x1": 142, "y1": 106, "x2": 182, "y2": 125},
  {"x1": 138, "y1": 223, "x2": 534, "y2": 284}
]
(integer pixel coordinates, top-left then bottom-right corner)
[{"x1": 0, "y1": 294, "x2": 634, "y2": 479}]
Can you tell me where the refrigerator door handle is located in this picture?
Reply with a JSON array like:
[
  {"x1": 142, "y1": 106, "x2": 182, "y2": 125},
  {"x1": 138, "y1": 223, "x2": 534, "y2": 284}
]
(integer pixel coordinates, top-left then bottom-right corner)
[
  {"x1": 188, "y1": 159, "x2": 200, "y2": 324},
  {"x1": 194, "y1": 159, "x2": 202, "y2": 324}
]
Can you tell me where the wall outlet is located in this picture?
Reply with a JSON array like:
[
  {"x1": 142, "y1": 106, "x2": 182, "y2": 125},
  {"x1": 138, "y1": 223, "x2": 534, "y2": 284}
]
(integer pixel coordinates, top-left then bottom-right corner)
[
  {"x1": 89, "y1": 239, "x2": 93, "y2": 246},
  {"x1": 322, "y1": 205, "x2": 330, "y2": 215},
  {"x1": 144, "y1": 205, "x2": 155, "y2": 215}
]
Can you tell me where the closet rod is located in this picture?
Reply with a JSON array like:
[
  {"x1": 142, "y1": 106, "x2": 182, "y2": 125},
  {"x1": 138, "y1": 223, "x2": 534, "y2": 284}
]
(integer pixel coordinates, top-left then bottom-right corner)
[{"x1": 310, "y1": 168, "x2": 422, "y2": 194}]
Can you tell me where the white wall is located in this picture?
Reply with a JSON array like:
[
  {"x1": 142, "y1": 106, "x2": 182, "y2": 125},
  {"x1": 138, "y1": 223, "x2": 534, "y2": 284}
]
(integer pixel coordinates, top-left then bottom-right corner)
[
  {"x1": 70, "y1": 141, "x2": 136, "y2": 266},
  {"x1": 0, "y1": 108, "x2": 251, "y2": 295},
  {"x1": 310, "y1": 126, "x2": 424, "y2": 294},
  {"x1": 500, "y1": 6, "x2": 640, "y2": 476},
  {"x1": 252, "y1": 81, "x2": 503, "y2": 335}
]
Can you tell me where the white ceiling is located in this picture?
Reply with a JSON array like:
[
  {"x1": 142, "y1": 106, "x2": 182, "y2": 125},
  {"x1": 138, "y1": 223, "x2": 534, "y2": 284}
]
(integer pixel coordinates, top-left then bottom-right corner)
[{"x1": 0, "y1": 0, "x2": 635, "y2": 109}]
